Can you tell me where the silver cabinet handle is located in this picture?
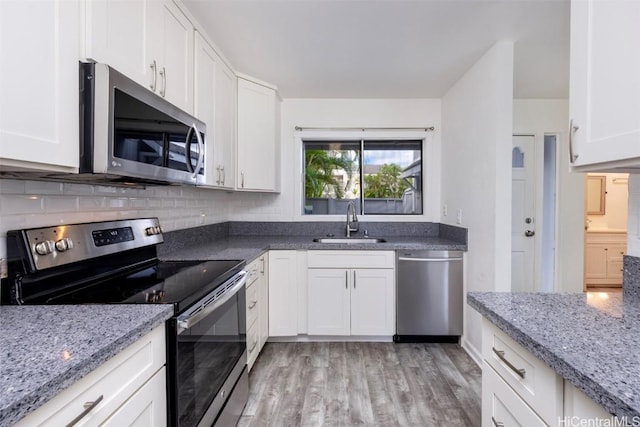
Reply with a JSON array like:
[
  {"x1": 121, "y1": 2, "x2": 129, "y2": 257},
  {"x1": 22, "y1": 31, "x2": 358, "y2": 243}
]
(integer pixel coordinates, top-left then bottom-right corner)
[
  {"x1": 149, "y1": 60, "x2": 157, "y2": 91},
  {"x1": 353, "y1": 270, "x2": 356, "y2": 288},
  {"x1": 159, "y1": 66, "x2": 166, "y2": 97},
  {"x1": 241, "y1": 172, "x2": 245, "y2": 188},
  {"x1": 248, "y1": 300, "x2": 257, "y2": 309},
  {"x1": 66, "y1": 395, "x2": 104, "y2": 427},
  {"x1": 569, "y1": 119, "x2": 579, "y2": 163},
  {"x1": 248, "y1": 340, "x2": 257, "y2": 353},
  {"x1": 216, "y1": 165, "x2": 221, "y2": 185},
  {"x1": 491, "y1": 417, "x2": 504, "y2": 427},
  {"x1": 260, "y1": 257, "x2": 265, "y2": 274},
  {"x1": 492, "y1": 347, "x2": 526, "y2": 378},
  {"x1": 221, "y1": 166, "x2": 225, "y2": 185},
  {"x1": 345, "y1": 270, "x2": 348, "y2": 289}
]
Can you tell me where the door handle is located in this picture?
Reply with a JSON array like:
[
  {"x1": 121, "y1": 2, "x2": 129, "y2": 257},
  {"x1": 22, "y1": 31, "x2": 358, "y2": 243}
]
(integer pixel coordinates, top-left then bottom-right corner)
[
  {"x1": 525, "y1": 230, "x2": 535, "y2": 237},
  {"x1": 568, "y1": 119, "x2": 579, "y2": 163}
]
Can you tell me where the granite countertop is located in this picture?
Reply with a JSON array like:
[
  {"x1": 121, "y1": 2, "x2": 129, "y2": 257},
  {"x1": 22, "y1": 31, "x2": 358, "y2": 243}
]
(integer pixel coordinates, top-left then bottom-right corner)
[
  {"x1": 0, "y1": 305, "x2": 174, "y2": 425},
  {"x1": 159, "y1": 234, "x2": 466, "y2": 263},
  {"x1": 468, "y1": 291, "x2": 640, "y2": 419}
]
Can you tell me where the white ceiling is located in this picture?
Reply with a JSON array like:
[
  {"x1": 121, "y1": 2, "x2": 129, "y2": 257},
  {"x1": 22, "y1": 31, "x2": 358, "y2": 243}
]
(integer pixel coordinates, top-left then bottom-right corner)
[{"x1": 183, "y1": 0, "x2": 570, "y2": 99}]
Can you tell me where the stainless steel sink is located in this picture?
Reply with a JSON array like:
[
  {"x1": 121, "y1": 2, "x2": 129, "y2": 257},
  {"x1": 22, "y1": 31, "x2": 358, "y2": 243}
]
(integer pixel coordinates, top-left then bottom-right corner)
[{"x1": 312, "y1": 238, "x2": 386, "y2": 244}]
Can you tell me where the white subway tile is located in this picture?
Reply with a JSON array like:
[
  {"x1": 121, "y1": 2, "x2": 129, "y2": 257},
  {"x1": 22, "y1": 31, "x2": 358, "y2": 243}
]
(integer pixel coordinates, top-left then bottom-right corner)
[
  {"x1": 0, "y1": 180, "x2": 25, "y2": 194},
  {"x1": 130, "y1": 198, "x2": 148, "y2": 209},
  {"x1": 147, "y1": 198, "x2": 162, "y2": 208},
  {"x1": 107, "y1": 198, "x2": 130, "y2": 209},
  {"x1": 95, "y1": 185, "x2": 118, "y2": 195},
  {"x1": 78, "y1": 197, "x2": 106, "y2": 210},
  {"x1": 45, "y1": 196, "x2": 79, "y2": 212},
  {"x1": 25, "y1": 181, "x2": 63, "y2": 195},
  {"x1": 0, "y1": 195, "x2": 44, "y2": 215},
  {"x1": 63, "y1": 183, "x2": 95, "y2": 195}
]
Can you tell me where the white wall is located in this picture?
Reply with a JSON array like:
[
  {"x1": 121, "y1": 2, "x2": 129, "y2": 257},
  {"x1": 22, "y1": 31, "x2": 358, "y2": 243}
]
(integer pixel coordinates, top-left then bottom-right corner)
[
  {"x1": 628, "y1": 175, "x2": 640, "y2": 256},
  {"x1": 277, "y1": 98, "x2": 442, "y2": 221},
  {"x1": 441, "y1": 41, "x2": 514, "y2": 360},
  {"x1": 513, "y1": 99, "x2": 584, "y2": 293}
]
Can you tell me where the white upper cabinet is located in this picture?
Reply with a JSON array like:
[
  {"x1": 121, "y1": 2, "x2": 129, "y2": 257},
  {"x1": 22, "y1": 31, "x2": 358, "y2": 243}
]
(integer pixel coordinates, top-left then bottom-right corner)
[
  {"x1": 85, "y1": 0, "x2": 194, "y2": 114},
  {"x1": 236, "y1": 76, "x2": 280, "y2": 192},
  {"x1": 194, "y1": 32, "x2": 236, "y2": 189},
  {"x1": 0, "y1": 0, "x2": 80, "y2": 172},
  {"x1": 569, "y1": 0, "x2": 640, "y2": 171}
]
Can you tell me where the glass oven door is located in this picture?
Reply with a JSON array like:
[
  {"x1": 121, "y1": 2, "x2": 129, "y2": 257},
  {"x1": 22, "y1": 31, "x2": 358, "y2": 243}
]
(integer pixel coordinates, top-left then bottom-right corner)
[{"x1": 168, "y1": 272, "x2": 247, "y2": 427}]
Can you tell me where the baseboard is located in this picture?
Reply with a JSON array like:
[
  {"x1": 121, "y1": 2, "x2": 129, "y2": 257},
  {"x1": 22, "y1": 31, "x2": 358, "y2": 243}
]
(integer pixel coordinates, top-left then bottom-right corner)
[
  {"x1": 267, "y1": 335, "x2": 394, "y2": 343},
  {"x1": 461, "y1": 337, "x2": 482, "y2": 368}
]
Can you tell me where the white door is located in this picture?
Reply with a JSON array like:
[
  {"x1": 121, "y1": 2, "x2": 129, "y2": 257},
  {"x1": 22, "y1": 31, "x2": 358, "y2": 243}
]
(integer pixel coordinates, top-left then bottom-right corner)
[
  {"x1": 307, "y1": 268, "x2": 350, "y2": 335},
  {"x1": 350, "y1": 269, "x2": 395, "y2": 336},
  {"x1": 512, "y1": 136, "x2": 536, "y2": 292}
]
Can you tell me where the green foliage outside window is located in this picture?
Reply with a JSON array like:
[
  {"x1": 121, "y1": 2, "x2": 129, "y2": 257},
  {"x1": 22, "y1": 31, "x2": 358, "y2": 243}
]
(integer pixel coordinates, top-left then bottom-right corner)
[
  {"x1": 363, "y1": 163, "x2": 408, "y2": 198},
  {"x1": 304, "y1": 150, "x2": 355, "y2": 199}
]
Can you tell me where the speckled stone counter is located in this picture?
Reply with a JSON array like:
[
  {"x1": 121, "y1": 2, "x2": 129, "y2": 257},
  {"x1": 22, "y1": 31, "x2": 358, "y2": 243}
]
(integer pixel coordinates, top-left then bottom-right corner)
[
  {"x1": 158, "y1": 235, "x2": 466, "y2": 263},
  {"x1": 0, "y1": 305, "x2": 174, "y2": 425},
  {"x1": 468, "y1": 291, "x2": 640, "y2": 419},
  {"x1": 158, "y1": 221, "x2": 467, "y2": 263}
]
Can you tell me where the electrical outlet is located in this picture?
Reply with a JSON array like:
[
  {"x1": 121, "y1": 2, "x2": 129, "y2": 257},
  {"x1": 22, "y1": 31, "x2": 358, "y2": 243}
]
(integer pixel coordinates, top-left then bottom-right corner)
[
  {"x1": 443, "y1": 204, "x2": 448, "y2": 217},
  {"x1": 456, "y1": 209, "x2": 463, "y2": 224}
]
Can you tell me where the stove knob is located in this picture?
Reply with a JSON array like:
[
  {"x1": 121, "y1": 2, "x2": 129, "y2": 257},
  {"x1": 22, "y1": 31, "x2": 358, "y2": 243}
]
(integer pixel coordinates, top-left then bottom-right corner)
[
  {"x1": 145, "y1": 227, "x2": 155, "y2": 236},
  {"x1": 35, "y1": 241, "x2": 55, "y2": 255},
  {"x1": 55, "y1": 238, "x2": 74, "y2": 252}
]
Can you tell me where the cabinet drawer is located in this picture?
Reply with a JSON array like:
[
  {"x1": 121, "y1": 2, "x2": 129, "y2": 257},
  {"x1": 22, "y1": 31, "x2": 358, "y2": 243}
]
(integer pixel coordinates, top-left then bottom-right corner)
[
  {"x1": 246, "y1": 258, "x2": 261, "y2": 286},
  {"x1": 246, "y1": 281, "x2": 259, "y2": 328},
  {"x1": 482, "y1": 319, "x2": 562, "y2": 425},
  {"x1": 16, "y1": 325, "x2": 165, "y2": 427},
  {"x1": 307, "y1": 250, "x2": 394, "y2": 269},
  {"x1": 482, "y1": 362, "x2": 546, "y2": 427},
  {"x1": 247, "y1": 324, "x2": 259, "y2": 371}
]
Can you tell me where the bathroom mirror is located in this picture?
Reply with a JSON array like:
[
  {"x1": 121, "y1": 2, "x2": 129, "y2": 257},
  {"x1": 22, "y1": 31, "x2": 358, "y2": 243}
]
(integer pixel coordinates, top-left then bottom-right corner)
[{"x1": 586, "y1": 175, "x2": 606, "y2": 215}]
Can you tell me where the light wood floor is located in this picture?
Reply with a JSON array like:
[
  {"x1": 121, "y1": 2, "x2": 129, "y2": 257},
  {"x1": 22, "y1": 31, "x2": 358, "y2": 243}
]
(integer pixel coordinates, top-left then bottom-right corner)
[{"x1": 238, "y1": 342, "x2": 481, "y2": 426}]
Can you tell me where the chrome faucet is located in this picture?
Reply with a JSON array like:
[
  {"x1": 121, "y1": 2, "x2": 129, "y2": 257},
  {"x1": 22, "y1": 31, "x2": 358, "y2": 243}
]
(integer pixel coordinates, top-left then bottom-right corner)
[{"x1": 346, "y1": 201, "x2": 359, "y2": 237}]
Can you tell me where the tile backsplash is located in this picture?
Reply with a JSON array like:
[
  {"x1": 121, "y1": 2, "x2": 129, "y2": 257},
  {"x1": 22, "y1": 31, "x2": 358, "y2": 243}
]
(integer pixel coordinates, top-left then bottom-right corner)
[{"x1": 0, "y1": 179, "x2": 281, "y2": 260}]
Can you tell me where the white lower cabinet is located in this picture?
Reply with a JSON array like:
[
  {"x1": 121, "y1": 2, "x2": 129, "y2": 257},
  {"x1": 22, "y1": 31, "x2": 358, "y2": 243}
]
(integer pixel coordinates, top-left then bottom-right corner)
[
  {"x1": 481, "y1": 318, "x2": 623, "y2": 426},
  {"x1": 482, "y1": 363, "x2": 546, "y2": 427},
  {"x1": 15, "y1": 324, "x2": 166, "y2": 427},
  {"x1": 268, "y1": 250, "x2": 302, "y2": 337},
  {"x1": 307, "y1": 251, "x2": 395, "y2": 337},
  {"x1": 246, "y1": 254, "x2": 268, "y2": 371}
]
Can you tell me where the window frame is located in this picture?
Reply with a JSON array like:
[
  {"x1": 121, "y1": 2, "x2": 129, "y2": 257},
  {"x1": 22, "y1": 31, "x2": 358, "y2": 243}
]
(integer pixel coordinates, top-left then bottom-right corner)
[{"x1": 294, "y1": 129, "x2": 437, "y2": 221}]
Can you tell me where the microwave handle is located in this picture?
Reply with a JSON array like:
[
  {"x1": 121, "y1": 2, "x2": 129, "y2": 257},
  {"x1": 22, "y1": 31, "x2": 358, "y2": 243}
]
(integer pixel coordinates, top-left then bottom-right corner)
[
  {"x1": 192, "y1": 123, "x2": 204, "y2": 179},
  {"x1": 184, "y1": 125, "x2": 195, "y2": 174}
]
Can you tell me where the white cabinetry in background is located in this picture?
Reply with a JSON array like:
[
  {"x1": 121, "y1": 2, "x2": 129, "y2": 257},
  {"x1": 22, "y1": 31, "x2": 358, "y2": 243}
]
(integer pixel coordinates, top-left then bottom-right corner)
[
  {"x1": 307, "y1": 251, "x2": 395, "y2": 336},
  {"x1": 194, "y1": 32, "x2": 236, "y2": 189},
  {"x1": 569, "y1": 0, "x2": 640, "y2": 170},
  {"x1": 15, "y1": 325, "x2": 166, "y2": 427},
  {"x1": 0, "y1": 0, "x2": 80, "y2": 173},
  {"x1": 236, "y1": 76, "x2": 280, "y2": 192},
  {"x1": 584, "y1": 232, "x2": 626, "y2": 287},
  {"x1": 85, "y1": 0, "x2": 194, "y2": 114}
]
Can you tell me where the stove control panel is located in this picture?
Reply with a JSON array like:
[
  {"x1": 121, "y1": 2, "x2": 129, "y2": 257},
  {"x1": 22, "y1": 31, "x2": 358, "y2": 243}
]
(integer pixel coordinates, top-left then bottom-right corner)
[{"x1": 18, "y1": 218, "x2": 164, "y2": 271}]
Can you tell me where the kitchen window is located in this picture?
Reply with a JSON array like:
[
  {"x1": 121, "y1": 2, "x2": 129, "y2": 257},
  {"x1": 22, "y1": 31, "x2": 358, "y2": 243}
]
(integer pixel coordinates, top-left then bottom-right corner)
[{"x1": 303, "y1": 139, "x2": 423, "y2": 215}]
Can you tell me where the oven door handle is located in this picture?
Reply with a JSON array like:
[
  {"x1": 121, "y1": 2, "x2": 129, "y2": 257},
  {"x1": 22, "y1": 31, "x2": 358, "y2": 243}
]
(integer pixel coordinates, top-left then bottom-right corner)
[{"x1": 176, "y1": 271, "x2": 247, "y2": 332}]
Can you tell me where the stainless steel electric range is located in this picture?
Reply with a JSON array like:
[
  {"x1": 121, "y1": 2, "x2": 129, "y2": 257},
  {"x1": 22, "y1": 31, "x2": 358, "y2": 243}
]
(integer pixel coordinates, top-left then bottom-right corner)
[{"x1": 1, "y1": 218, "x2": 248, "y2": 427}]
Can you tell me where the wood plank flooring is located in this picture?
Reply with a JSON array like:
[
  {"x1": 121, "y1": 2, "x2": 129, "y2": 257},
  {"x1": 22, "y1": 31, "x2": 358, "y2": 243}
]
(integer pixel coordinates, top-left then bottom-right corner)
[{"x1": 238, "y1": 342, "x2": 481, "y2": 426}]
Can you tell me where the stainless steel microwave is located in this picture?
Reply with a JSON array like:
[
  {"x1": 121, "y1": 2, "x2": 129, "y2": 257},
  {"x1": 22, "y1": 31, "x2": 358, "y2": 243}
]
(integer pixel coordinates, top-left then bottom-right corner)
[{"x1": 79, "y1": 62, "x2": 205, "y2": 186}]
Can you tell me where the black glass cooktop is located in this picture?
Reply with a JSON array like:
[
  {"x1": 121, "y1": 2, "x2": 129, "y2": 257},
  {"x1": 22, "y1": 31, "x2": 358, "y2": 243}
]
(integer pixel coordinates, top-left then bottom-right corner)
[{"x1": 40, "y1": 259, "x2": 244, "y2": 313}]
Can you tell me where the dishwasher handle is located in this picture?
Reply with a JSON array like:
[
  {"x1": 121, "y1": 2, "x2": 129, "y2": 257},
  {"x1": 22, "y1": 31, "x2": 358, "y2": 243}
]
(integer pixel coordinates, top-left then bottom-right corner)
[{"x1": 398, "y1": 256, "x2": 463, "y2": 262}]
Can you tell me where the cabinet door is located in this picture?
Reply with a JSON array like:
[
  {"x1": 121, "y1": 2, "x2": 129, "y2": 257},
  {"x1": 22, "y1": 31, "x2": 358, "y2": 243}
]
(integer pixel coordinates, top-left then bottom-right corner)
[
  {"x1": 307, "y1": 268, "x2": 351, "y2": 335},
  {"x1": 153, "y1": 0, "x2": 194, "y2": 114},
  {"x1": 584, "y1": 244, "x2": 608, "y2": 280},
  {"x1": 569, "y1": 0, "x2": 640, "y2": 169},
  {"x1": 215, "y1": 60, "x2": 237, "y2": 189},
  {"x1": 350, "y1": 269, "x2": 395, "y2": 336},
  {"x1": 101, "y1": 367, "x2": 167, "y2": 427},
  {"x1": 606, "y1": 243, "x2": 626, "y2": 281},
  {"x1": 237, "y1": 77, "x2": 277, "y2": 191},
  {"x1": 84, "y1": 0, "x2": 151, "y2": 89},
  {"x1": 482, "y1": 362, "x2": 546, "y2": 427},
  {"x1": 268, "y1": 251, "x2": 298, "y2": 336},
  {"x1": 0, "y1": 0, "x2": 79, "y2": 172},
  {"x1": 258, "y1": 256, "x2": 269, "y2": 350}
]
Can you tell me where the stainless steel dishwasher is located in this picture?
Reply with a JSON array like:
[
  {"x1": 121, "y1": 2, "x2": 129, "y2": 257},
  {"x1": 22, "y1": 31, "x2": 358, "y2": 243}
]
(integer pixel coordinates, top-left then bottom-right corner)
[{"x1": 394, "y1": 250, "x2": 463, "y2": 343}]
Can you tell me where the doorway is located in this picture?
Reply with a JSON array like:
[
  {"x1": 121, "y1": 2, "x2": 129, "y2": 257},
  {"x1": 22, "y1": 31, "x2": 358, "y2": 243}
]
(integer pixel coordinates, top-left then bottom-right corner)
[
  {"x1": 511, "y1": 134, "x2": 558, "y2": 293},
  {"x1": 583, "y1": 173, "x2": 629, "y2": 289}
]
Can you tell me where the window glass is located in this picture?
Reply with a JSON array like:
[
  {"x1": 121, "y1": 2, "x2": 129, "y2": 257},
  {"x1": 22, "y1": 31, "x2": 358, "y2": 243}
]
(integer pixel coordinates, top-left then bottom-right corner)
[
  {"x1": 363, "y1": 140, "x2": 422, "y2": 214},
  {"x1": 303, "y1": 139, "x2": 423, "y2": 215}
]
